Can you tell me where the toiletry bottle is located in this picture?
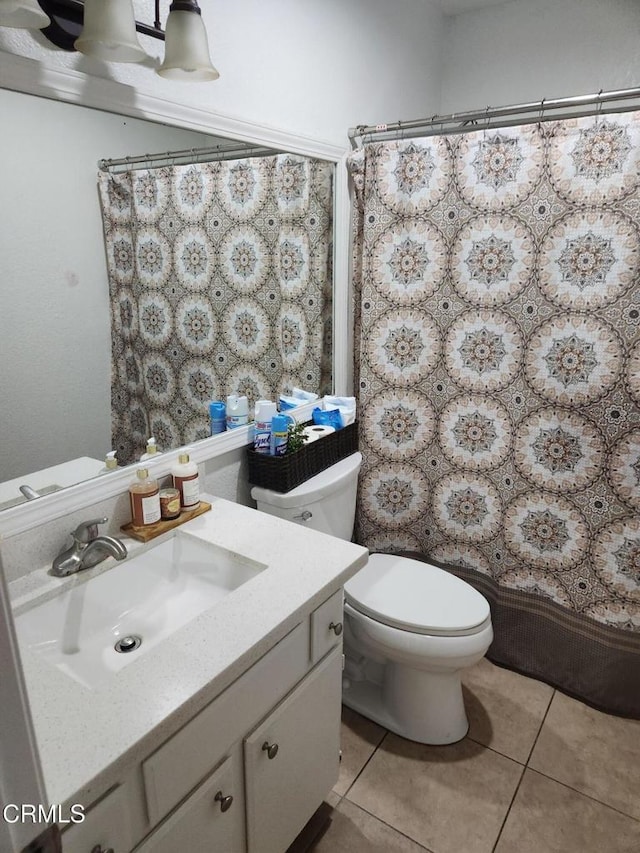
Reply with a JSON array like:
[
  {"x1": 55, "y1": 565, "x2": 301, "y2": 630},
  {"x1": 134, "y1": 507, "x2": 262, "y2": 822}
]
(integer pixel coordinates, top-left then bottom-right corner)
[
  {"x1": 129, "y1": 467, "x2": 161, "y2": 527},
  {"x1": 209, "y1": 400, "x2": 227, "y2": 435},
  {"x1": 253, "y1": 400, "x2": 277, "y2": 453},
  {"x1": 101, "y1": 450, "x2": 118, "y2": 473},
  {"x1": 140, "y1": 436, "x2": 161, "y2": 462},
  {"x1": 226, "y1": 394, "x2": 249, "y2": 429},
  {"x1": 270, "y1": 414, "x2": 289, "y2": 456},
  {"x1": 172, "y1": 452, "x2": 200, "y2": 509}
]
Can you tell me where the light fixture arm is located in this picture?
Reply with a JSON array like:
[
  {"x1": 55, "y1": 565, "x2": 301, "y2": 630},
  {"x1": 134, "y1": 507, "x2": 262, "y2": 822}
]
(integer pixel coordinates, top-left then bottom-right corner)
[{"x1": 37, "y1": 0, "x2": 165, "y2": 48}]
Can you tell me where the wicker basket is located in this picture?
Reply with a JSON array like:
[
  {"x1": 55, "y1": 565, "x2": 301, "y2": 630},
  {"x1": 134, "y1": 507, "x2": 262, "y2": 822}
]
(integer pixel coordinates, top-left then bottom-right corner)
[{"x1": 247, "y1": 421, "x2": 358, "y2": 493}]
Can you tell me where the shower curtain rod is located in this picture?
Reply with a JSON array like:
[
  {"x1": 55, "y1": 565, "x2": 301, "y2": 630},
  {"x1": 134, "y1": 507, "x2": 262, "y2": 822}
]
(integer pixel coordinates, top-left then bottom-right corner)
[
  {"x1": 348, "y1": 85, "x2": 640, "y2": 146},
  {"x1": 98, "y1": 143, "x2": 281, "y2": 173}
]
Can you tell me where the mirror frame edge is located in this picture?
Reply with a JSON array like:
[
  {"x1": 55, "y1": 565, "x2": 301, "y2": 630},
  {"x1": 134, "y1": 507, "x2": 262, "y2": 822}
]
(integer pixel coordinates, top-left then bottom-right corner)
[{"x1": 0, "y1": 51, "x2": 351, "y2": 538}]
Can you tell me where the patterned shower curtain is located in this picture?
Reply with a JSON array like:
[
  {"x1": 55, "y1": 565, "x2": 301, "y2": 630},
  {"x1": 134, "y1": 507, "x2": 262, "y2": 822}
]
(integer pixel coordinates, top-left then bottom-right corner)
[
  {"x1": 349, "y1": 112, "x2": 640, "y2": 717},
  {"x1": 98, "y1": 154, "x2": 333, "y2": 464}
]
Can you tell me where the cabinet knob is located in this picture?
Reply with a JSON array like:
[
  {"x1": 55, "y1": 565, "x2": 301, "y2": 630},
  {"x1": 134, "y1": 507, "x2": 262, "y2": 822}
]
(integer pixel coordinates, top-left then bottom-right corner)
[
  {"x1": 214, "y1": 790, "x2": 234, "y2": 813},
  {"x1": 262, "y1": 740, "x2": 279, "y2": 759},
  {"x1": 329, "y1": 621, "x2": 343, "y2": 636},
  {"x1": 91, "y1": 846, "x2": 114, "y2": 853}
]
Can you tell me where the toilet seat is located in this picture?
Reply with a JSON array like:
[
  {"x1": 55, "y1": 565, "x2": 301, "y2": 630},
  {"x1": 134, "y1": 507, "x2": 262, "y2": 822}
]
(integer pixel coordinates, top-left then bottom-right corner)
[{"x1": 344, "y1": 553, "x2": 491, "y2": 637}]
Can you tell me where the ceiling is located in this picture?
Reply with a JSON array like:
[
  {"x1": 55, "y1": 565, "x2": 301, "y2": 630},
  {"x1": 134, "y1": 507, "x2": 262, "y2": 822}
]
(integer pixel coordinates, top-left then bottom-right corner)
[{"x1": 439, "y1": 0, "x2": 512, "y2": 14}]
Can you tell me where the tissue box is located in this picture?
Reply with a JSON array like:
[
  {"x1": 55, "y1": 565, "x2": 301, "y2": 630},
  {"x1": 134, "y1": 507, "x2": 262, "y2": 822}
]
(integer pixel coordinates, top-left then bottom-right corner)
[{"x1": 247, "y1": 421, "x2": 358, "y2": 493}]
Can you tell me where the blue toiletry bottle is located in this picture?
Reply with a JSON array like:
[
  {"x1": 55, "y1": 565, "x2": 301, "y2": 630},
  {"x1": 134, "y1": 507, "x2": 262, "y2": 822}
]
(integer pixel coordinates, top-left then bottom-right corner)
[
  {"x1": 270, "y1": 414, "x2": 290, "y2": 456},
  {"x1": 209, "y1": 401, "x2": 226, "y2": 435}
]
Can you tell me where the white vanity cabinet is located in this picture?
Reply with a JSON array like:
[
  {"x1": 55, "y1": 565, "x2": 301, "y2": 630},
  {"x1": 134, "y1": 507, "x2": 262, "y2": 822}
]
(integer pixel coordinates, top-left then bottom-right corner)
[{"x1": 61, "y1": 589, "x2": 345, "y2": 853}]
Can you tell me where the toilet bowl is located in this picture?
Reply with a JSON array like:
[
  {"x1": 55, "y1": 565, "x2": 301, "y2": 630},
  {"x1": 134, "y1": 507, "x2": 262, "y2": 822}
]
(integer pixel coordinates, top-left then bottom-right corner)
[
  {"x1": 343, "y1": 553, "x2": 492, "y2": 744},
  {"x1": 251, "y1": 451, "x2": 493, "y2": 745}
]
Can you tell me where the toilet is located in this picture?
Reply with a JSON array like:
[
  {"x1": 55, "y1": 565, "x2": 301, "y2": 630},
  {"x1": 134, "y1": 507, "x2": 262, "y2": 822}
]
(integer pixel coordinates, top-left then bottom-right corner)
[{"x1": 251, "y1": 451, "x2": 493, "y2": 745}]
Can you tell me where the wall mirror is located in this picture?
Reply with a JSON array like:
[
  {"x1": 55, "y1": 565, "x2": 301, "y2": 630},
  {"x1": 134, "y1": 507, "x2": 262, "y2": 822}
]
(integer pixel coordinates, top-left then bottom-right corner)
[{"x1": 0, "y1": 84, "x2": 338, "y2": 512}]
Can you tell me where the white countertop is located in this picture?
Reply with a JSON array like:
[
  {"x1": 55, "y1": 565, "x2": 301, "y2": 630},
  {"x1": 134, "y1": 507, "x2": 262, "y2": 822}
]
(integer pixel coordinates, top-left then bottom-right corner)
[{"x1": 12, "y1": 496, "x2": 368, "y2": 809}]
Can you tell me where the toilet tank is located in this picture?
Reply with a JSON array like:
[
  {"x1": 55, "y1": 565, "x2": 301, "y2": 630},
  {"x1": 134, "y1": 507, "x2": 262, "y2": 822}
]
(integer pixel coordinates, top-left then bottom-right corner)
[{"x1": 251, "y1": 452, "x2": 362, "y2": 540}]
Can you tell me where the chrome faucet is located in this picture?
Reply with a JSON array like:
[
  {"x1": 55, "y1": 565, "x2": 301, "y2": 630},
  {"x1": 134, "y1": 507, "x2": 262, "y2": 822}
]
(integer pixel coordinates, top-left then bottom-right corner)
[{"x1": 51, "y1": 517, "x2": 128, "y2": 577}]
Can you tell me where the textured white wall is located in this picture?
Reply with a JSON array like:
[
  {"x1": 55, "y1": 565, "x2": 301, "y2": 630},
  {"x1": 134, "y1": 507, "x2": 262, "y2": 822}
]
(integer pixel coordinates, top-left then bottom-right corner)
[{"x1": 441, "y1": 0, "x2": 640, "y2": 112}]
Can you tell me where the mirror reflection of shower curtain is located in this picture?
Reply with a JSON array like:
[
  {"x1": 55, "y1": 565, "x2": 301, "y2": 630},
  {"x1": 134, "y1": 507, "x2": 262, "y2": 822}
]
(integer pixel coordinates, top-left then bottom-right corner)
[
  {"x1": 348, "y1": 113, "x2": 640, "y2": 718},
  {"x1": 98, "y1": 154, "x2": 333, "y2": 464}
]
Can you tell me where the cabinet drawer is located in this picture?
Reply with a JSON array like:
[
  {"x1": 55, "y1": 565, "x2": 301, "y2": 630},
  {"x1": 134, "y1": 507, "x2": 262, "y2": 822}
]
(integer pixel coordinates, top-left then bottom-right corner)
[
  {"x1": 62, "y1": 785, "x2": 133, "y2": 853},
  {"x1": 244, "y1": 647, "x2": 343, "y2": 853},
  {"x1": 143, "y1": 620, "x2": 309, "y2": 825},
  {"x1": 134, "y1": 750, "x2": 245, "y2": 853},
  {"x1": 310, "y1": 589, "x2": 344, "y2": 664}
]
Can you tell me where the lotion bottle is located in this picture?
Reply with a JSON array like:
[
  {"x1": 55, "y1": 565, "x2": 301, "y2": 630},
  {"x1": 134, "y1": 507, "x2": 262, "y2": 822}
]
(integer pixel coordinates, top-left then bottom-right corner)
[
  {"x1": 129, "y1": 467, "x2": 161, "y2": 526},
  {"x1": 172, "y1": 452, "x2": 200, "y2": 509}
]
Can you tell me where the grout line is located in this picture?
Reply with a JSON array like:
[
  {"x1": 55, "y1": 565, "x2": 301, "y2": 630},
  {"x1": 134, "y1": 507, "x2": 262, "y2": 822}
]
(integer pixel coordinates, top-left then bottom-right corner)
[
  {"x1": 525, "y1": 766, "x2": 640, "y2": 825},
  {"x1": 341, "y1": 797, "x2": 436, "y2": 853},
  {"x1": 524, "y1": 687, "x2": 556, "y2": 766},
  {"x1": 490, "y1": 690, "x2": 557, "y2": 852},
  {"x1": 490, "y1": 760, "x2": 527, "y2": 853},
  {"x1": 338, "y1": 726, "x2": 389, "y2": 799}
]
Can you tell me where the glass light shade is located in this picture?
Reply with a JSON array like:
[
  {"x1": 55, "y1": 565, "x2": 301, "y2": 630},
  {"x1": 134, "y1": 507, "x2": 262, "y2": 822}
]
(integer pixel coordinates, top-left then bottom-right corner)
[
  {"x1": 157, "y1": 8, "x2": 219, "y2": 82},
  {"x1": 0, "y1": 0, "x2": 50, "y2": 28},
  {"x1": 74, "y1": 0, "x2": 146, "y2": 64}
]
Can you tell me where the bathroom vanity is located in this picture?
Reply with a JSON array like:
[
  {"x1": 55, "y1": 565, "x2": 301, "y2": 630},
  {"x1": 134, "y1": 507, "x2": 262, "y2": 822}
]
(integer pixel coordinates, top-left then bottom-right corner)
[{"x1": 10, "y1": 497, "x2": 368, "y2": 853}]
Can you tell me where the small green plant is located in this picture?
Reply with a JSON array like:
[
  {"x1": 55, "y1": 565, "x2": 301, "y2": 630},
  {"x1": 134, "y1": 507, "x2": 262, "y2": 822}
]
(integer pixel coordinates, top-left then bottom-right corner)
[{"x1": 286, "y1": 421, "x2": 307, "y2": 454}]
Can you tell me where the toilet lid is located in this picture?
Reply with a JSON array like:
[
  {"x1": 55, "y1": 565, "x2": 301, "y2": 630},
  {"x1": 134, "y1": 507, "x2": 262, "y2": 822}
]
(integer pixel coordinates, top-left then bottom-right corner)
[{"x1": 344, "y1": 553, "x2": 491, "y2": 636}]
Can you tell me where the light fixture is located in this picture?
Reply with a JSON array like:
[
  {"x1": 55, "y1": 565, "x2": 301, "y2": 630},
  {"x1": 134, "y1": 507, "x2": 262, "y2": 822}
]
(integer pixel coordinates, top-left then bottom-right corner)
[
  {"x1": 157, "y1": 1, "x2": 218, "y2": 81},
  {"x1": 0, "y1": 0, "x2": 51, "y2": 29},
  {"x1": 74, "y1": 0, "x2": 146, "y2": 64},
  {"x1": 0, "y1": 0, "x2": 219, "y2": 81}
]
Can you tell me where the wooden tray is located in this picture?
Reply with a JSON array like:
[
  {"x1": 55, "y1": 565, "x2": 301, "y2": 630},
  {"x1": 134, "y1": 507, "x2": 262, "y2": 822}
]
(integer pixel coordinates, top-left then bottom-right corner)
[{"x1": 121, "y1": 501, "x2": 212, "y2": 543}]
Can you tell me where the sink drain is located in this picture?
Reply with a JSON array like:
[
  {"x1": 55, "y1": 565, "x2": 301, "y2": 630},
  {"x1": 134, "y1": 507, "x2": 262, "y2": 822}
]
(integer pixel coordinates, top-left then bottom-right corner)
[{"x1": 114, "y1": 635, "x2": 142, "y2": 654}]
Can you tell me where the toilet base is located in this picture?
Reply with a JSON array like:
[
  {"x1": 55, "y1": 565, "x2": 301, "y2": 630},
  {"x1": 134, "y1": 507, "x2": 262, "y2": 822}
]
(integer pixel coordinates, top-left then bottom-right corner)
[{"x1": 342, "y1": 660, "x2": 469, "y2": 745}]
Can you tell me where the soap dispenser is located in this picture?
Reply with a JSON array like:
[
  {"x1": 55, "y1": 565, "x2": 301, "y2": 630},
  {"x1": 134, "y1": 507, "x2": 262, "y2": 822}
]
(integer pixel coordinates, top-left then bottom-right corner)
[
  {"x1": 101, "y1": 450, "x2": 118, "y2": 473},
  {"x1": 140, "y1": 436, "x2": 161, "y2": 462},
  {"x1": 129, "y1": 467, "x2": 161, "y2": 526},
  {"x1": 171, "y1": 452, "x2": 200, "y2": 509}
]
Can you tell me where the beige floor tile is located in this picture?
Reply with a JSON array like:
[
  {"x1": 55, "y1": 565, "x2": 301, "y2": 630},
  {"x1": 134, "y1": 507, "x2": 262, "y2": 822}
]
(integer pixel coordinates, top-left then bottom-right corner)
[
  {"x1": 333, "y1": 705, "x2": 387, "y2": 796},
  {"x1": 312, "y1": 798, "x2": 431, "y2": 853},
  {"x1": 462, "y1": 657, "x2": 554, "y2": 764},
  {"x1": 325, "y1": 790, "x2": 342, "y2": 809},
  {"x1": 495, "y1": 769, "x2": 640, "y2": 853},
  {"x1": 529, "y1": 692, "x2": 640, "y2": 820},
  {"x1": 346, "y1": 732, "x2": 523, "y2": 853}
]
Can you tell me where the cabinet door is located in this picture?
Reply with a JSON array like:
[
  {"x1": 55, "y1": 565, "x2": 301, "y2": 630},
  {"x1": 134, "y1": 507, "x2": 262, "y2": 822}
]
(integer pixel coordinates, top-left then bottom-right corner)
[
  {"x1": 134, "y1": 750, "x2": 245, "y2": 853},
  {"x1": 310, "y1": 589, "x2": 344, "y2": 664},
  {"x1": 62, "y1": 785, "x2": 133, "y2": 853},
  {"x1": 244, "y1": 647, "x2": 342, "y2": 853}
]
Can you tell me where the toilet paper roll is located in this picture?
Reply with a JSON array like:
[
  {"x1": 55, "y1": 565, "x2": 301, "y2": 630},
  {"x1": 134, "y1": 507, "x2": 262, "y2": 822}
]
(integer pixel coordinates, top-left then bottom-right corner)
[{"x1": 302, "y1": 425, "x2": 336, "y2": 444}]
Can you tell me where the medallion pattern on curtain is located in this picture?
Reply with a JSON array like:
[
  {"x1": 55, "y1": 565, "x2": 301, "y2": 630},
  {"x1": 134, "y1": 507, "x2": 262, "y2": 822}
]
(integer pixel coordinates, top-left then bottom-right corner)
[
  {"x1": 349, "y1": 112, "x2": 640, "y2": 716},
  {"x1": 98, "y1": 154, "x2": 333, "y2": 464}
]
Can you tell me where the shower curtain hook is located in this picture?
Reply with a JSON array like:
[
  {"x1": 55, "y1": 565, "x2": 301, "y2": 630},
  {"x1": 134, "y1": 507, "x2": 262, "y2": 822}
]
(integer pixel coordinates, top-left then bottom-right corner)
[
  {"x1": 537, "y1": 98, "x2": 546, "y2": 130},
  {"x1": 483, "y1": 105, "x2": 491, "y2": 138},
  {"x1": 596, "y1": 89, "x2": 604, "y2": 125}
]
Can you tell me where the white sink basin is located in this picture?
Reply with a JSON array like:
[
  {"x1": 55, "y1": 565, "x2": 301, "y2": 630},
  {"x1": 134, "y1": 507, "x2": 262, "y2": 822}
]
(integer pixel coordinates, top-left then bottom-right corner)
[{"x1": 15, "y1": 532, "x2": 266, "y2": 689}]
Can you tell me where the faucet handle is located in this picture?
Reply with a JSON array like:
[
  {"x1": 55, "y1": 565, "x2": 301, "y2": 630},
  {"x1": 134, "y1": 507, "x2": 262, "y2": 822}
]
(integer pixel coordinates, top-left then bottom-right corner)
[{"x1": 72, "y1": 517, "x2": 108, "y2": 544}]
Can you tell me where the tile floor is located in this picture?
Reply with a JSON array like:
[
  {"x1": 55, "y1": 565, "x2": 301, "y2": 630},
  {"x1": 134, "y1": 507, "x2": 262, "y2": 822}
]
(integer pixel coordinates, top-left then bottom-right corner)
[{"x1": 313, "y1": 658, "x2": 640, "y2": 853}]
